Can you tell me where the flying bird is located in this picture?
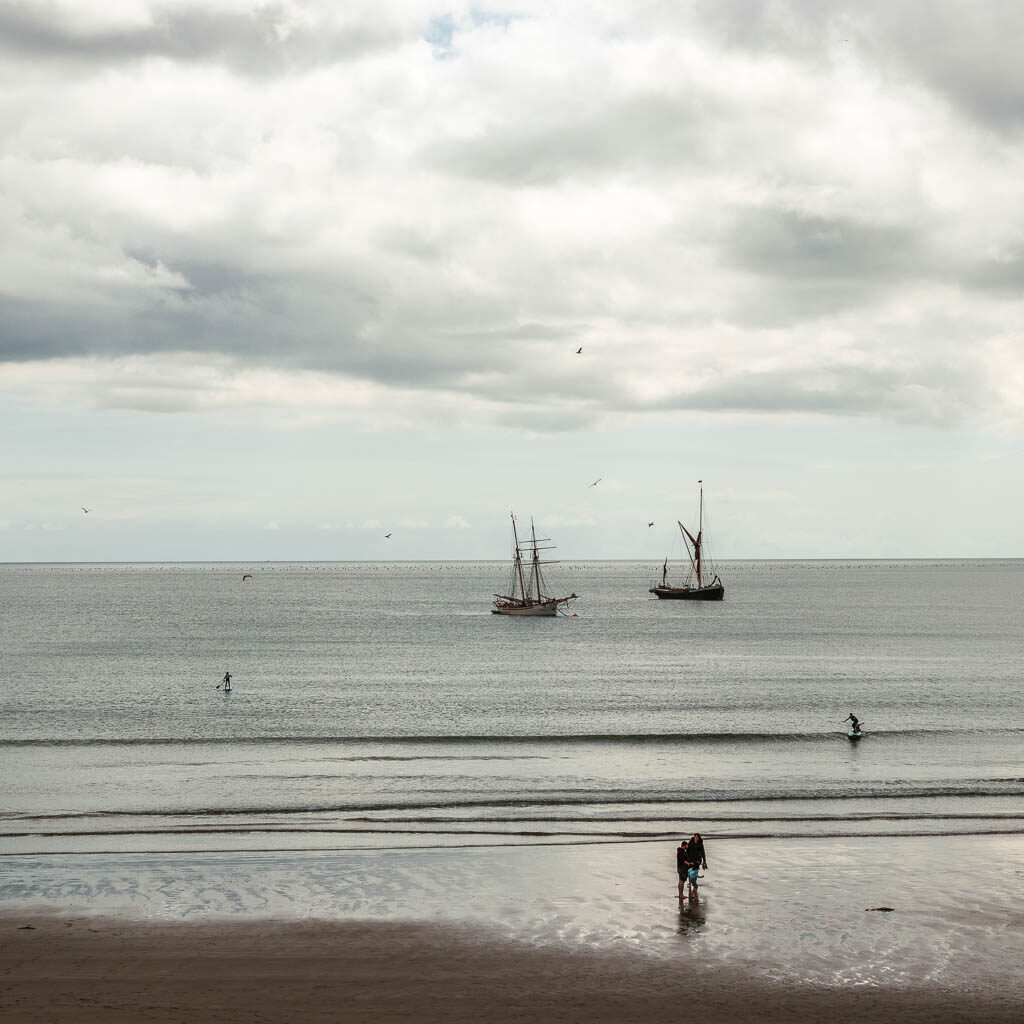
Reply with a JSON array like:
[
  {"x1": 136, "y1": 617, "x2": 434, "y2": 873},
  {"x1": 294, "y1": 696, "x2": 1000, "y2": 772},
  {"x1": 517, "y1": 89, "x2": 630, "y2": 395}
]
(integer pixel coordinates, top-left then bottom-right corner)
[
  {"x1": 589, "y1": 478, "x2": 601, "y2": 488},
  {"x1": 385, "y1": 533, "x2": 392, "y2": 539},
  {"x1": 81, "y1": 507, "x2": 91, "y2": 513},
  {"x1": 648, "y1": 522, "x2": 654, "y2": 527},
  {"x1": 576, "y1": 346, "x2": 583, "y2": 354}
]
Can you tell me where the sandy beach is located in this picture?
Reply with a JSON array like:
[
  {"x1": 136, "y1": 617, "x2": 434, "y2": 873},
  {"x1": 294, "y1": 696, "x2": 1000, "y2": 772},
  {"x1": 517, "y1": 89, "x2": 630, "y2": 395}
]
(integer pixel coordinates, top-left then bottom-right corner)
[
  {"x1": 2, "y1": 834, "x2": 1022, "y2": 1022},
  {"x1": 3, "y1": 912, "x2": 1022, "y2": 1024}
]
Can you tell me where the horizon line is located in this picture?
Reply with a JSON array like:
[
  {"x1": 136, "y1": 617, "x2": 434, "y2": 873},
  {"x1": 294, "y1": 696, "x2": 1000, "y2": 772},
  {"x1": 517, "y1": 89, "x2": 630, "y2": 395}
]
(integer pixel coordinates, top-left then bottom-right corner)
[{"x1": 1, "y1": 556, "x2": 1021, "y2": 567}]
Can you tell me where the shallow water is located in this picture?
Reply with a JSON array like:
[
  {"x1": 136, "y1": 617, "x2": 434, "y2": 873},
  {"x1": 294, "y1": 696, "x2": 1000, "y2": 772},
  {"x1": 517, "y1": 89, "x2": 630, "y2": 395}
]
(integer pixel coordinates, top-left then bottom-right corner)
[{"x1": 2, "y1": 835, "x2": 1022, "y2": 993}]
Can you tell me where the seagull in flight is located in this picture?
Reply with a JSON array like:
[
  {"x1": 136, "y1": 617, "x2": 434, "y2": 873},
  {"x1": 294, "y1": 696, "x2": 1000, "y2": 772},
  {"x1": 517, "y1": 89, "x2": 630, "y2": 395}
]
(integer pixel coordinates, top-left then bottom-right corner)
[
  {"x1": 385, "y1": 533, "x2": 392, "y2": 539},
  {"x1": 648, "y1": 522, "x2": 654, "y2": 527},
  {"x1": 81, "y1": 507, "x2": 91, "y2": 513},
  {"x1": 576, "y1": 346, "x2": 583, "y2": 354},
  {"x1": 589, "y1": 478, "x2": 601, "y2": 488}
]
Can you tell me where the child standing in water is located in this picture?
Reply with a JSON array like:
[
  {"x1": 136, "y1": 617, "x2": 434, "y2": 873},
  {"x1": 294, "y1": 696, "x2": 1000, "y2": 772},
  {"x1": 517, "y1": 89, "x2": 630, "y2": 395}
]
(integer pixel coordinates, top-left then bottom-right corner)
[{"x1": 687, "y1": 864, "x2": 701, "y2": 900}]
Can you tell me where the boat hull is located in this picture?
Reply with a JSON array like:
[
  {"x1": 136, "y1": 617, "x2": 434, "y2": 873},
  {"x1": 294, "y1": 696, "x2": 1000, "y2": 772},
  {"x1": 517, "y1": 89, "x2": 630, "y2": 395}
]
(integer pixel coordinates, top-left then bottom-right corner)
[
  {"x1": 649, "y1": 584, "x2": 725, "y2": 601},
  {"x1": 491, "y1": 600, "x2": 562, "y2": 616}
]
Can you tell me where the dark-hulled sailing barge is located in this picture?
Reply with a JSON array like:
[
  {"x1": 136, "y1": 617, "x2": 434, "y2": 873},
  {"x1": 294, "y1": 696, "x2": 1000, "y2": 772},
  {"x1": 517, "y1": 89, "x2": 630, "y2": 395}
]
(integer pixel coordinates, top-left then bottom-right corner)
[{"x1": 649, "y1": 482, "x2": 724, "y2": 601}]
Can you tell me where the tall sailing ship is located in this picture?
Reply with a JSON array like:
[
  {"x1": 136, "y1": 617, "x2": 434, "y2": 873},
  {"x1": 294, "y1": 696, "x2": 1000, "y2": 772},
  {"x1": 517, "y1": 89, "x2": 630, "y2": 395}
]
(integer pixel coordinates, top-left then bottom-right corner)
[
  {"x1": 649, "y1": 482, "x2": 725, "y2": 601},
  {"x1": 492, "y1": 514, "x2": 577, "y2": 616}
]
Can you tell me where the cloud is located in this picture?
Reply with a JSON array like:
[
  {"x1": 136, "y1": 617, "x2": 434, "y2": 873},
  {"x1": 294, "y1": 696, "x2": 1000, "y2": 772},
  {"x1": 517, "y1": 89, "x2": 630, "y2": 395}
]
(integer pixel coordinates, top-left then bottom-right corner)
[
  {"x1": 657, "y1": 364, "x2": 990, "y2": 426},
  {"x1": 725, "y1": 207, "x2": 922, "y2": 284},
  {"x1": 854, "y1": 2, "x2": 1024, "y2": 132},
  {"x1": 0, "y1": 1, "x2": 416, "y2": 76},
  {"x1": 1, "y1": 1, "x2": 1023, "y2": 432},
  {"x1": 430, "y1": 92, "x2": 711, "y2": 187}
]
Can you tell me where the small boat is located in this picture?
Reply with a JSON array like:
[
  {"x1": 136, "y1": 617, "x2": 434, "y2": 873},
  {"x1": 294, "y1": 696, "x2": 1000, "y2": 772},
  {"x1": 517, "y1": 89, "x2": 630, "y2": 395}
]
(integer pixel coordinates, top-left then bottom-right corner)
[
  {"x1": 649, "y1": 482, "x2": 724, "y2": 601},
  {"x1": 492, "y1": 514, "x2": 577, "y2": 616}
]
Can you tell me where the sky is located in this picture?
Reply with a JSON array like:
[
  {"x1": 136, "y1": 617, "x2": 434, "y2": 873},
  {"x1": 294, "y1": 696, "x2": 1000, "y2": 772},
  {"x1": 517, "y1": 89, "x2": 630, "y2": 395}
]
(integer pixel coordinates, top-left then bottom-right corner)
[{"x1": 1, "y1": 0, "x2": 1022, "y2": 561}]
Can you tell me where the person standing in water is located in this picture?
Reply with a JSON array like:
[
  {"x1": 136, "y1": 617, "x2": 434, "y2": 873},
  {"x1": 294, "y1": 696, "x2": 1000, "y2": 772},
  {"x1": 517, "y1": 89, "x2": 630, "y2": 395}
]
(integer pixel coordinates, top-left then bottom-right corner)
[
  {"x1": 219, "y1": 671, "x2": 232, "y2": 691},
  {"x1": 845, "y1": 712, "x2": 861, "y2": 732},
  {"x1": 676, "y1": 838, "x2": 691, "y2": 900},
  {"x1": 688, "y1": 832, "x2": 708, "y2": 871}
]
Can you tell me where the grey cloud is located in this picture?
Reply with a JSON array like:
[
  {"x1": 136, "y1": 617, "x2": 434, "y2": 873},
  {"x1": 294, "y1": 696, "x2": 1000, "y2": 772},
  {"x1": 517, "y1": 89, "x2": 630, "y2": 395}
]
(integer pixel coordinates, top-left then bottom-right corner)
[
  {"x1": 494, "y1": 406, "x2": 597, "y2": 432},
  {"x1": 717, "y1": 207, "x2": 928, "y2": 324},
  {"x1": 0, "y1": 295, "x2": 221, "y2": 363},
  {"x1": 693, "y1": 0, "x2": 835, "y2": 60},
  {"x1": 867, "y1": 4, "x2": 1024, "y2": 132},
  {"x1": 430, "y1": 93, "x2": 710, "y2": 186},
  {"x1": 961, "y1": 247, "x2": 1024, "y2": 293},
  {"x1": 432, "y1": 322, "x2": 582, "y2": 344},
  {"x1": 145, "y1": 256, "x2": 271, "y2": 301},
  {"x1": 0, "y1": 2, "x2": 408, "y2": 76},
  {"x1": 0, "y1": 266, "x2": 547, "y2": 396},
  {"x1": 695, "y1": 0, "x2": 1024, "y2": 133},
  {"x1": 0, "y1": 277, "x2": 367, "y2": 370},
  {"x1": 652, "y1": 362, "x2": 992, "y2": 426},
  {"x1": 727, "y1": 207, "x2": 921, "y2": 279},
  {"x1": 0, "y1": 280, "x2": 1004, "y2": 431},
  {"x1": 722, "y1": 204, "x2": 1024, "y2": 313}
]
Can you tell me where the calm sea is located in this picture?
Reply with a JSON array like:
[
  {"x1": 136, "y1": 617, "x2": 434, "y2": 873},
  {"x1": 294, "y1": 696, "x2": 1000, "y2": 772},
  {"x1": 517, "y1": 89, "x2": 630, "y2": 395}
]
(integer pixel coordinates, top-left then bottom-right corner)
[{"x1": 1, "y1": 560, "x2": 1021, "y2": 855}]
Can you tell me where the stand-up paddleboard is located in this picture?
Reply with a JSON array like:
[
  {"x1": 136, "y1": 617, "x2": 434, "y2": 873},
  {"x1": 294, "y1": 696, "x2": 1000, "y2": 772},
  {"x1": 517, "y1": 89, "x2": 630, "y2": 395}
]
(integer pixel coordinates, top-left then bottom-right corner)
[{"x1": 847, "y1": 728, "x2": 863, "y2": 740}]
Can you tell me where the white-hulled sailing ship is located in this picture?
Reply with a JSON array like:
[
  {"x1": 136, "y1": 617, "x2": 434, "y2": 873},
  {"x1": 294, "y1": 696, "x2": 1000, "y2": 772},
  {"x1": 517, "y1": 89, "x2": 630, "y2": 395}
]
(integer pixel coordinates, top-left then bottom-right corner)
[
  {"x1": 492, "y1": 514, "x2": 577, "y2": 616},
  {"x1": 649, "y1": 481, "x2": 725, "y2": 601}
]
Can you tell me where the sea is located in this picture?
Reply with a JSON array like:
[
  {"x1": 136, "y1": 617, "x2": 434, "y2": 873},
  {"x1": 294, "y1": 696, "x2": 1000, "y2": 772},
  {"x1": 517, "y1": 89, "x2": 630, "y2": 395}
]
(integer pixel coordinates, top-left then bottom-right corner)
[{"x1": 1, "y1": 558, "x2": 1021, "y2": 859}]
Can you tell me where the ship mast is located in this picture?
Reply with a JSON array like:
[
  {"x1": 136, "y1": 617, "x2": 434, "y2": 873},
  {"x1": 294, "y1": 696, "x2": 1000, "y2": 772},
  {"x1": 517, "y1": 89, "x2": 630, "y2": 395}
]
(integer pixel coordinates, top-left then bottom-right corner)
[
  {"x1": 511, "y1": 513, "x2": 528, "y2": 602},
  {"x1": 530, "y1": 518, "x2": 543, "y2": 601},
  {"x1": 676, "y1": 480, "x2": 705, "y2": 588},
  {"x1": 695, "y1": 481, "x2": 703, "y2": 588}
]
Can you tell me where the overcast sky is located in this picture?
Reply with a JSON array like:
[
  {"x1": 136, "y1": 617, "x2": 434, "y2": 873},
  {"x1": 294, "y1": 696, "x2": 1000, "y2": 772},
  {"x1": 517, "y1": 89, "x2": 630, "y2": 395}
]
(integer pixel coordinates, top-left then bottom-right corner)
[{"x1": 1, "y1": 0, "x2": 1022, "y2": 561}]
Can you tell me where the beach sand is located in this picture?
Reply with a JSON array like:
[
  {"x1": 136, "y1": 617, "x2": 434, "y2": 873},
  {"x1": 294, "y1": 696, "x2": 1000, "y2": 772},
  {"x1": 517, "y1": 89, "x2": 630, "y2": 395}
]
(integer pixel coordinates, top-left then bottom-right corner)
[
  {"x1": 1, "y1": 835, "x2": 1022, "y2": 1022},
  {"x1": 2, "y1": 913, "x2": 1022, "y2": 1024}
]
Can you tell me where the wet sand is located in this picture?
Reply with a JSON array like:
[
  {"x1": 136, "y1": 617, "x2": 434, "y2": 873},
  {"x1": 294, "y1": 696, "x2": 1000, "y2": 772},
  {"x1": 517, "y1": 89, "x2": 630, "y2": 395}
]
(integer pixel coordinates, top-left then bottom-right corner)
[
  {"x1": 2, "y1": 912, "x2": 1021, "y2": 1024},
  {"x1": 1, "y1": 835, "x2": 1022, "y2": 1021}
]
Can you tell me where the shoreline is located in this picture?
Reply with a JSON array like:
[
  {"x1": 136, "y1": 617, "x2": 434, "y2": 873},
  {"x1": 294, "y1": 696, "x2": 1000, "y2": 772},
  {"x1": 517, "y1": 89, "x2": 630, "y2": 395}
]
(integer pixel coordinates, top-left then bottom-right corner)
[
  {"x1": 2, "y1": 913, "x2": 1022, "y2": 1024},
  {"x1": 1, "y1": 834, "x2": 1022, "y2": 1014}
]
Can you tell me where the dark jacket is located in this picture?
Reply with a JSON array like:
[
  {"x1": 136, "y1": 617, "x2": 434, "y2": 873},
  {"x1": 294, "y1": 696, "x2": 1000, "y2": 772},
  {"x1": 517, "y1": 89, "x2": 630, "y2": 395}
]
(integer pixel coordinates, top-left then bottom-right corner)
[
  {"x1": 688, "y1": 836, "x2": 708, "y2": 869},
  {"x1": 676, "y1": 845, "x2": 690, "y2": 876}
]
